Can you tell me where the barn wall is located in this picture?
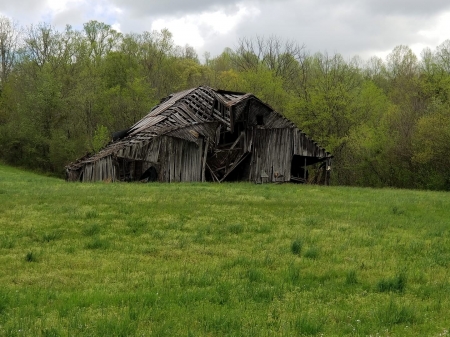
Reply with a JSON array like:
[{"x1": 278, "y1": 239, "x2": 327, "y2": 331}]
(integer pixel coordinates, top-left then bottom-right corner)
[
  {"x1": 158, "y1": 136, "x2": 203, "y2": 182},
  {"x1": 249, "y1": 128, "x2": 293, "y2": 183},
  {"x1": 292, "y1": 129, "x2": 327, "y2": 158},
  {"x1": 81, "y1": 155, "x2": 116, "y2": 182}
]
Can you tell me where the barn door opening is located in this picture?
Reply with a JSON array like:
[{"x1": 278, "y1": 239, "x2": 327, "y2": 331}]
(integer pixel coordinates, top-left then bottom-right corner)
[
  {"x1": 290, "y1": 155, "x2": 309, "y2": 183},
  {"x1": 116, "y1": 158, "x2": 158, "y2": 182}
]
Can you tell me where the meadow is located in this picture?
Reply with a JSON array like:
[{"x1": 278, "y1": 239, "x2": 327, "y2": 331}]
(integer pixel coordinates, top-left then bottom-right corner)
[{"x1": 0, "y1": 164, "x2": 449, "y2": 336}]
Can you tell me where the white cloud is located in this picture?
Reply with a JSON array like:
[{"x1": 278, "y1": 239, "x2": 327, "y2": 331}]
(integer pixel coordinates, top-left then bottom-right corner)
[
  {"x1": 151, "y1": 4, "x2": 259, "y2": 48},
  {"x1": 46, "y1": 0, "x2": 70, "y2": 13},
  {"x1": 418, "y1": 11, "x2": 450, "y2": 45}
]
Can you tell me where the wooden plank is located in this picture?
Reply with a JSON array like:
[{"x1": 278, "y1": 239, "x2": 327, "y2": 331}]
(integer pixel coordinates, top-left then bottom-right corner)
[{"x1": 201, "y1": 138, "x2": 209, "y2": 182}]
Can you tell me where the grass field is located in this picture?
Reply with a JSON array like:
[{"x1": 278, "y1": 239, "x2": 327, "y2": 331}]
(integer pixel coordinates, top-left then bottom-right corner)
[{"x1": 0, "y1": 164, "x2": 450, "y2": 336}]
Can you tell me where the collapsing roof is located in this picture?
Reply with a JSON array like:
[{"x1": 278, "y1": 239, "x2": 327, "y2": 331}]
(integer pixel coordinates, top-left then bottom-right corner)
[{"x1": 66, "y1": 86, "x2": 332, "y2": 184}]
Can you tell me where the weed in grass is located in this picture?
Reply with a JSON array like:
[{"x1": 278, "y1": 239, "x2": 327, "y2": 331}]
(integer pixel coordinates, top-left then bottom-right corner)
[
  {"x1": 127, "y1": 219, "x2": 147, "y2": 235},
  {"x1": 346, "y1": 270, "x2": 358, "y2": 285},
  {"x1": 430, "y1": 245, "x2": 450, "y2": 267},
  {"x1": 95, "y1": 316, "x2": 137, "y2": 336},
  {"x1": 152, "y1": 322, "x2": 175, "y2": 337},
  {"x1": 177, "y1": 237, "x2": 188, "y2": 249},
  {"x1": 291, "y1": 239, "x2": 302, "y2": 255},
  {"x1": 202, "y1": 313, "x2": 242, "y2": 335},
  {"x1": 247, "y1": 268, "x2": 264, "y2": 283},
  {"x1": 294, "y1": 315, "x2": 324, "y2": 336},
  {"x1": 166, "y1": 220, "x2": 184, "y2": 231},
  {"x1": 85, "y1": 209, "x2": 98, "y2": 219},
  {"x1": 25, "y1": 228, "x2": 40, "y2": 242},
  {"x1": 287, "y1": 263, "x2": 301, "y2": 285},
  {"x1": 254, "y1": 224, "x2": 272, "y2": 234},
  {"x1": 25, "y1": 251, "x2": 39, "y2": 262},
  {"x1": 215, "y1": 282, "x2": 231, "y2": 305},
  {"x1": 65, "y1": 246, "x2": 76, "y2": 254},
  {"x1": 304, "y1": 247, "x2": 319, "y2": 259},
  {"x1": 248, "y1": 284, "x2": 279, "y2": 303},
  {"x1": 392, "y1": 206, "x2": 405, "y2": 215},
  {"x1": 0, "y1": 236, "x2": 15, "y2": 249},
  {"x1": 142, "y1": 246, "x2": 158, "y2": 255},
  {"x1": 377, "y1": 300, "x2": 416, "y2": 326},
  {"x1": 42, "y1": 231, "x2": 61, "y2": 242},
  {"x1": 152, "y1": 230, "x2": 166, "y2": 240},
  {"x1": 377, "y1": 272, "x2": 407, "y2": 293},
  {"x1": 41, "y1": 327, "x2": 61, "y2": 337},
  {"x1": 263, "y1": 253, "x2": 275, "y2": 268},
  {"x1": 228, "y1": 223, "x2": 244, "y2": 234},
  {"x1": 304, "y1": 217, "x2": 319, "y2": 226},
  {"x1": 85, "y1": 236, "x2": 110, "y2": 250},
  {"x1": 0, "y1": 290, "x2": 9, "y2": 314},
  {"x1": 82, "y1": 223, "x2": 100, "y2": 236}
]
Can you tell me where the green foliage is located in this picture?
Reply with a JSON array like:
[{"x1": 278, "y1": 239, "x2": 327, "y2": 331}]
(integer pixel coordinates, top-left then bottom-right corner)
[{"x1": 92, "y1": 124, "x2": 110, "y2": 152}]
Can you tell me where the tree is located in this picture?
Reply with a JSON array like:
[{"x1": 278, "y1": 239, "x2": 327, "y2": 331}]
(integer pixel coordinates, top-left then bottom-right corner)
[
  {"x1": 0, "y1": 16, "x2": 20, "y2": 91},
  {"x1": 83, "y1": 20, "x2": 121, "y2": 62},
  {"x1": 412, "y1": 98, "x2": 450, "y2": 189}
]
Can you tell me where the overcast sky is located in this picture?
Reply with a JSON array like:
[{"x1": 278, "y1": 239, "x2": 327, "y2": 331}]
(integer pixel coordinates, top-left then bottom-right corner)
[{"x1": 1, "y1": 0, "x2": 450, "y2": 61}]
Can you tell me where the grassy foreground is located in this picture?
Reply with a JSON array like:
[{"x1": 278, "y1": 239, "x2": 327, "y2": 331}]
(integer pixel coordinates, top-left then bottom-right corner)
[{"x1": 0, "y1": 165, "x2": 450, "y2": 336}]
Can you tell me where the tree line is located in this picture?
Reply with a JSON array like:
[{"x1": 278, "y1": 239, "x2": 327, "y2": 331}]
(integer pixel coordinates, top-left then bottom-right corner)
[{"x1": 1, "y1": 16, "x2": 450, "y2": 190}]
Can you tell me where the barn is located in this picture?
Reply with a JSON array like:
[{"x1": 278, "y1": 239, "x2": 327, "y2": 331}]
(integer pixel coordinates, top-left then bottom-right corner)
[{"x1": 66, "y1": 86, "x2": 332, "y2": 184}]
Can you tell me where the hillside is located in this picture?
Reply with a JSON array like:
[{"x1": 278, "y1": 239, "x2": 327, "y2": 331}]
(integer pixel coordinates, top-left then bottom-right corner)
[{"x1": 0, "y1": 164, "x2": 449, "y2": 336}]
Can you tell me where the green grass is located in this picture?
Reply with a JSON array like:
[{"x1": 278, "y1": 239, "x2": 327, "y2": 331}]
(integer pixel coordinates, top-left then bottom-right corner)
[{"x1": 1, "y1": 164, "x2": 450, "y2": 336}]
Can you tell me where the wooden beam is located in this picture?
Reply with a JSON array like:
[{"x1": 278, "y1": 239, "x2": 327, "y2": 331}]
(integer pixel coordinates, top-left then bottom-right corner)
[{"x1": 201, "y1": 138, "x2": 209, "y2": 182}]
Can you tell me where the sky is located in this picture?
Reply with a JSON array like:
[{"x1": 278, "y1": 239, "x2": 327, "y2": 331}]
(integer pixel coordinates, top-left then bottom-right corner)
[{"x1": 1, "y1": 0, "x2": 450, "y2": 62}]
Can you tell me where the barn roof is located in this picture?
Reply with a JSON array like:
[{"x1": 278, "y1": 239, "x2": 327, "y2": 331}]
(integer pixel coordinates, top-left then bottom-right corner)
[{"x1": 67, "y1": 86, "x2": 331, "y2": 171}]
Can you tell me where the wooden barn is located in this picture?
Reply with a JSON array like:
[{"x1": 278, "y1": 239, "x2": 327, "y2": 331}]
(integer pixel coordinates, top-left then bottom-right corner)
[{"x1": 66, "y1": 86, "x2": 332, "y2": 184}]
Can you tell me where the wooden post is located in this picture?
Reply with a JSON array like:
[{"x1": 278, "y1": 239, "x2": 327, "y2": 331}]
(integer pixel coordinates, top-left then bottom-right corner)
[{"x1": 201, "y1": 137, "x2": 209, "y2": 182}]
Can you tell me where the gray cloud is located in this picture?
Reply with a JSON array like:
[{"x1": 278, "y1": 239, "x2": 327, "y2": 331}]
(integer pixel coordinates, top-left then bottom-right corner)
[
  {"x1": 197, "y1": 0, "x2": 449, "y2": 59},
  {"x1": 1, "y1": 0, "x2": 449, "y2": 61},
  {"x1": 0, "y1": 1, "x2": 47, "y2": 24},
  {"x1": 52, "y1": 7, "x2": 86, "y2": 28},
  {"x1": 109, "y1": 0, "x2": 241, "y2": 17},
  {"x1": 362, "y1": 0, "x2": 450, "y2": 16}
]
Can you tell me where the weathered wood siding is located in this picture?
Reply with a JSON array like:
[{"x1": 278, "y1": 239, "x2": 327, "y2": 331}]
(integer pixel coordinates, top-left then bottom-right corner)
[
  {"x1": 81, "y1": 155, "x2": 116, "y2": 182},
  {"x1": 158, "y1": 136, "x2": 203, "y2": 182},
  {"x1": 249, "y1": 128, "x2": 293, "y2": 183},
  {"x1": 293, "y1": 129, "x2": 327, "y2": 158}
]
